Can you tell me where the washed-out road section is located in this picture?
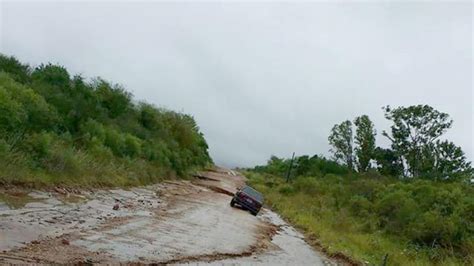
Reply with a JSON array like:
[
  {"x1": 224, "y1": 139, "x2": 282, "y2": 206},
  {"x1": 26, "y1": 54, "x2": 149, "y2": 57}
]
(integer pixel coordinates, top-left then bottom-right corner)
[{"x1": 0, "y1": 168, "x2": 335, "y2": 265}]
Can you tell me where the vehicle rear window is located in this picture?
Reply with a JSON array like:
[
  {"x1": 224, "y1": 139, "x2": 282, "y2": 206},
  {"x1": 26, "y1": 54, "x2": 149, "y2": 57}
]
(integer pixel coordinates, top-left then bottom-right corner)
[{"x1": 241, "y1": 186, "x2": 263, "y2": 202}]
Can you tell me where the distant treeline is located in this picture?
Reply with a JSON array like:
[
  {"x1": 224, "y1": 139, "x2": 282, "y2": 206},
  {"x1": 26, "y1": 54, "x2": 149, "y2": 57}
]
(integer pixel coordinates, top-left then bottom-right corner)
[
  {"x1": 255, "y1": 104, "x2": 472, "y2": 182},
  {"x1": 327, "y1": 106, "x2": 472, "y2": 180},
  {"x1": 0, "y1": 54, "x2": 212, "y2": 187}
]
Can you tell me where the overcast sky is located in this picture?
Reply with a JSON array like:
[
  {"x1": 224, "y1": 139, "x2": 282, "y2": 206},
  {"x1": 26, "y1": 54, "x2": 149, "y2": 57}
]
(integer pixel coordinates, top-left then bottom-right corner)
[{"x1": 0, "y1": 1, "x2": 472, "y2": 167}]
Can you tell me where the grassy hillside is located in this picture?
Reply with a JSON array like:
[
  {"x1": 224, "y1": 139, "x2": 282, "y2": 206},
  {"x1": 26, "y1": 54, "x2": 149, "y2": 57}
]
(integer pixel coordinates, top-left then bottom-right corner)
[
  {"x1": 247, "y1": 156, "x2": 473, "y2": 265},
  {"x1": 0, "y1": 54, "x2": 212, "y2": 187}
]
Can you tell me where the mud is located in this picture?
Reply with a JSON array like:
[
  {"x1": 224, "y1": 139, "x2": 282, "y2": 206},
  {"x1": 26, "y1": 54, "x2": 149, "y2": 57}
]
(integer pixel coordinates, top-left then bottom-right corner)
[{"x1": 0, "y1": 168, "x2": 337, "y2": 265}]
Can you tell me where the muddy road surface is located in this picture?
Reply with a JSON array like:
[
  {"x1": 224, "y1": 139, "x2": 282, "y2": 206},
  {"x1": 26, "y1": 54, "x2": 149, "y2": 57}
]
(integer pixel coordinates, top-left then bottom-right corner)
[{"x1": 0, "y1": 168, "x2": 336, "y2": 265}]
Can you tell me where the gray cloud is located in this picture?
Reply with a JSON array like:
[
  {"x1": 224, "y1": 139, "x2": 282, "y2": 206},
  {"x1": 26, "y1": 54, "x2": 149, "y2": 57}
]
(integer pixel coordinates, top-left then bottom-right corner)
[{"x1": 1, "y1": 1, "x2": 472, "y2": 167}]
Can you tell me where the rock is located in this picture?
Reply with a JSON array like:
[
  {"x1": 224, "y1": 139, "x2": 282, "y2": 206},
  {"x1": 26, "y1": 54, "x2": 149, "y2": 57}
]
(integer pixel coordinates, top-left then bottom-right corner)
[
  {"x1": 61, "y1": 239, "x2": 70, "y2": 245},
  {"x1": 31, "y1": 240, "x2": 40, "y2": 245},
  {"x1": 113, "y1": 203, "x2": 120, "y2": 210},
  {"x1": 54, "y1": 187, "x2": 67, "y2": 195}
]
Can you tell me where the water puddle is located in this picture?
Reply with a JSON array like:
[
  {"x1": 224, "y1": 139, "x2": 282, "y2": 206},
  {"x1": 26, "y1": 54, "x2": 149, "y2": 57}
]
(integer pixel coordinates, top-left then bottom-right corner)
[{"x1": 0, "y1": 192, "x2": 38, "y2": 209}]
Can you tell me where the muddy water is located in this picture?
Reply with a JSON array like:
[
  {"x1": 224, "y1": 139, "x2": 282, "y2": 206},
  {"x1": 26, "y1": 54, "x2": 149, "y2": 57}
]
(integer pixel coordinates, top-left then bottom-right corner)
[
  {"x1": 72, "y1": 192, "x2": 265, "y2": 263},
  {"x1": 197, "y1": 211, "x2": 333, "y2": 266},
  {"x1": 0, "y1": 188, "x2": 161, "y2": 252},
  {"x1": 0, "y1": 170, "x2": 335, "y2": 265}
]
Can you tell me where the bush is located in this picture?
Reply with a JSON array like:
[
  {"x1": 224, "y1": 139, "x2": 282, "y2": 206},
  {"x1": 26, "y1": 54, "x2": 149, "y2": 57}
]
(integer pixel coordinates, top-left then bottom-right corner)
[
  {"x1": 278, "y1": 184, "x2": 296, "y2": 195},
  {"x1": 87, "y1": 138, "x2": 114, "y2": 161},
  {"x1": 80, "y1": 119, "x2": 106, "y2": 142},
  {"x1": 24, "y1": 132, "x2": 54, "y2": 159},
  {"x1": 0, "y1": 139, "x2": 9, "y2": 154},
  {"x1": 349, "y1": 195, "x2": 372, "y2": 217},
  {"x1": 123, "y1": 134, "x2": 142, "y2": 158},
  {"x1": 293, "y1": 177, "x2": 321, "y2": 194},
  {"x1": 407, "y1": 210, "x2": 459, "y2": 248},
  {"x1": 375, "y1": 190, "x2": 419, "y2": 234}
]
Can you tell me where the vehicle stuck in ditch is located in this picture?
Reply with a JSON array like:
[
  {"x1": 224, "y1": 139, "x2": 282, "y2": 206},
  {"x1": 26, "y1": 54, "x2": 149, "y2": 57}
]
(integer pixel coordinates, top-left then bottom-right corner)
[{"x1": 230, "y1": 185, "x2": 263, "y2": 216}]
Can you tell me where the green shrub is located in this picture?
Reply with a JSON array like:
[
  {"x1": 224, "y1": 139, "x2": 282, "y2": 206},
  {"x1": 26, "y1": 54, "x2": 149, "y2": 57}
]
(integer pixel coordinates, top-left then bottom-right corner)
[
  {"x1": 407, "y1": 210, "x2": 457, "y2": 247},
  {"x1": 0, "y1": 84, "x2": 25, "y2": 134},
  {"x1": 349, "y1": 178, "x2": 384, "y2": 201},
  {"x1": 25, "y1": 132, "x2": 54, "y2": 159},
  {"x1": 104, "y1": 128, "x2": 125, "y2": 156},
  {"x1": 293, "y1": 177, "x2": 321, "y2": 194},
  {"x1": 87, "y1": 138, "x2": 114, "y2": 161},
  {"x1": 80, "y1": 119, "x2": 106, "y2": 142},
  {"x1": 0, "y1": 138, "x2": 10, "y2": 154},
  {"x1": 42, "y1": 144, "x2": 81, "y2": 174},
  {"x1": 349, "y1": 195, "x2": 372, "y2": 217},
  {"x1": 278, "y1": 184, "x2": 296, "y2": 195},
  {"x1": 123, "y1": 134, "x2": 142, "y2": 158},
  {"x1": 375, "y1": 190, "x2": 420, "y2": 234}
]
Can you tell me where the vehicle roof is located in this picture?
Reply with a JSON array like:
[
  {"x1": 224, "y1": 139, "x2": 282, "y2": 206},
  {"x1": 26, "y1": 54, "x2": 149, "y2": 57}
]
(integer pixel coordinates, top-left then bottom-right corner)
[{"x1": 241, "y1": 186, "x2": 263, "y2": 202}]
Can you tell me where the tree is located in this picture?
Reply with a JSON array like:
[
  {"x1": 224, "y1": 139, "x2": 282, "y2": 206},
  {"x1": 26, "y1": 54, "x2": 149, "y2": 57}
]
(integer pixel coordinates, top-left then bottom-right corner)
[
  {"x1": 31, "y1": 63, "x2": 71, "y2": 89},
  {"x1": 354, "y1": 115, "x2": 376, "y2": 172},
  {"x1": 382, "y1": 105, "x2": 453, "y2": 177},
  {"x1": 258, "y1": 156, "x2": 289, "y2": 176},
  {"x1": 64, "y1": 75, "x2": 106, "y2": 133},
  {"x1": 0, "y1": 84, "x2": 26, "y2": 135},
  {"x1": 373, "y1": 147, "x2": 404, "y2": 177},
  {"x1": 0, "y1": 54, "x2": 31, "y2": 83},
  {"x1": 296, "y1": 155, "x2": 311, "y2": 176},
  {"x1": 94, "y1": 79, "x2": 132, "y2": 119},
  {"x1": 0, "y1": 73, "x2": 58, "y2": 134},
  {"x1": 421, "y1": 140, "x2": 472, "y2": 180},
  {"x1": 329, "y1": 120, "x2": 354, "y2": 170}
]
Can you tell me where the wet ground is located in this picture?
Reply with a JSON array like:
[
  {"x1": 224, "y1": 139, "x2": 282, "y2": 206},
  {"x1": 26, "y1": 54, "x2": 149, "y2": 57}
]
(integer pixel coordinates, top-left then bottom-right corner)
[{"x1": 0, "y1": 169, "x2": 336, "y2": 265}]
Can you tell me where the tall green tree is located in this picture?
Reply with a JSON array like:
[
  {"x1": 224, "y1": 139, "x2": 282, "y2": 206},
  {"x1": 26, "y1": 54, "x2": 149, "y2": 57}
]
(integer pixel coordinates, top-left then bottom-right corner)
[
  {"x1": 354, "y1": 115, "x2": 376, "y2": 172},
  {"x1": 382, "y1": 105, "x2": 470, "y2": 179},
  {"x1": 421, "y1": 140, "x2": 472, "y2": 180},
  {"x1": 329, "y1": 120, "x2": 354, "y2": 170}
]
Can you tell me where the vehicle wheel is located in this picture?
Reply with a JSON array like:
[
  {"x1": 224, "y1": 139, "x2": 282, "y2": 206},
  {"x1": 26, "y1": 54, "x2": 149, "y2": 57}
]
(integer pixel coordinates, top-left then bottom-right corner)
[
  {"x1": 251, "y1": 211, "x2": 258, "y2": 216},
  {"x1": 230, "y1": 199, "x2": 235, "y2": 207}
]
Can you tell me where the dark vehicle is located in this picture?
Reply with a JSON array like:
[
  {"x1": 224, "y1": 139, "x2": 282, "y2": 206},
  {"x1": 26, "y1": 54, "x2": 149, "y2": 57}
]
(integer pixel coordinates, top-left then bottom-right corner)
[{"x1": 230, "y1": 185, "x2": 263, "y2": 216}]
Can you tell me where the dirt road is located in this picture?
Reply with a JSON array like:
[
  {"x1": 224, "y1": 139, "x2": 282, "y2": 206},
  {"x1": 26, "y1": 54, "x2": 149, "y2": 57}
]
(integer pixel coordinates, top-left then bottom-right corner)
[{"x1": 0, "y1": 169, "x2": 336, "y2": 265}]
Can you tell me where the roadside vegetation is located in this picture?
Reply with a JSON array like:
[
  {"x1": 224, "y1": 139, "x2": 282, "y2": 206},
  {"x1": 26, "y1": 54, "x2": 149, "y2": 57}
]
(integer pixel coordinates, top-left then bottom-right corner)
[
  {"x1": 0, "y1": 54, "x2": 212, "y2": 187},
  {"x1": 247, "y1": 106, "x2": 473, "y2": 265}
]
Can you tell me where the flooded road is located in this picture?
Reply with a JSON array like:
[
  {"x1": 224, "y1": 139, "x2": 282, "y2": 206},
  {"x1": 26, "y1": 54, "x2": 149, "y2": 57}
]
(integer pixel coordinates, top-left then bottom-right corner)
[{"x1": 0, "y1": 169, "x2": 335, "y2": 265}]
